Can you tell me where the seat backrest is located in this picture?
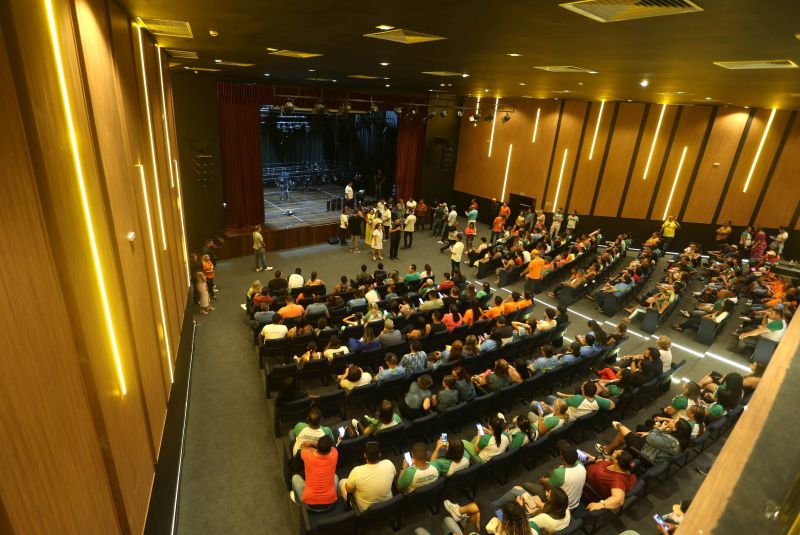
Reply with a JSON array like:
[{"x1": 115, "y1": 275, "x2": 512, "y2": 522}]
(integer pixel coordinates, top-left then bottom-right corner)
[{"x1": 313, "y1": 390, "x2": 346, "y2": 418}]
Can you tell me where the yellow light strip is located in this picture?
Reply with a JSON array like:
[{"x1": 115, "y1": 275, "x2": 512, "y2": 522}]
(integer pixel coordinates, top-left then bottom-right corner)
[
  {"x1": 137, "y1": 164, "x2": 174, "y2": 382},
  {"x1": 156, "y1": 46, "x2": 175, "y2": 189},
  {"x1": 501, "y1": 144, "x2": 513, "y2": 201},
  {"x1": 488, "y1": 97, "x2": 500, "y2": 157},
  {"x1": 743, "y1": 107, "x2": 776, "y2": 193},
  {"x1": 45, "y1": 0, "x2": 126, "y2": 396},
  {"x1": 552, "y1": 149, "x2": 568, "y2": 210},
  {"x1": 662, "y1": 146, "x2": 688, "y2": 220},
  {"x1": 532, "y1": 108, "x2": 541, "y2": 143},
  {"x1": 588, "y1": 100, "x2": 605, "y2": 160},
  {"x1": 173, "y1": 159, "x2": 191, "y2": 287},
  {"x1": 643, "y1": 103, "x2": 667, "y2": 180},
  {"x1": 476, "y1": 95, "x2": 481, "y2": 115},
  {"x1": 137, "y1": 25, "x2": 168, "y2": 250}
]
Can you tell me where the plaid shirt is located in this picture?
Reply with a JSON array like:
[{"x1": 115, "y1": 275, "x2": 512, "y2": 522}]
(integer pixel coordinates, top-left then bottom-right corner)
[{"x1": 400, "y1": 351, "x2": 429, "y2": 374}]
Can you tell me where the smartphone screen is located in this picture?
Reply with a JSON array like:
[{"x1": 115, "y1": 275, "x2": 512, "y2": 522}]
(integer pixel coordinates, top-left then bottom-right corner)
[
  {"x1": 418, "y1": 298, "x2": 424, "y2": 305},
  {"x1": 653, "y1": 514, "x2": 669, "y2": 530},
  {"x1": 476, "y1": 423, "x2": 484, "y2": 435},
  {"x1": 576, "y1": 449, "x2": 589, "y2": 462},
  {"x1": 537, "y1": 402, "x2": 545, "y2": 414},
  {"x1": 338, "y1": 426, "x2": 345, "y2": 438},
  {"x1": 403, "y1": 452, "x2": 413, "y2": 465},
  {"x1": 495, "y1": 508, "x2": 504, "y2": 521},
  {"x1": 441, "y1": 433, "x2": 448, "y2": 443}
]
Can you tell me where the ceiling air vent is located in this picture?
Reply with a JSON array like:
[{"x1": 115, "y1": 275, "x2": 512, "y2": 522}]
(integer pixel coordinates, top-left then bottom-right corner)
[
  {"x1": 164, "y1": 49, "x2": 198, "y2": 59},
  {"x1": 268, "y1": 49, "x2": 322, "y2": 59},
  {"x1": 137, "y1": 17, "x2": 193, "y2": 38},
  {"x1": 348, "y1": 74, "x2": 380, "y2": 80},
  {"x1": 364, "y1": 29, "x2": 446, "y2": 44},
  {"x1": 559, "y1": 0, "x2": 703, "y2": 23},
  {"x1": 714, "y1": 59, "x2": 798, "y2": 70},
  {"x1": 421, "y1": 71, "x2": 465, "y2": 77},
  {"x1": 534, "y1": 66, "x2": 597, "y2": 73}
]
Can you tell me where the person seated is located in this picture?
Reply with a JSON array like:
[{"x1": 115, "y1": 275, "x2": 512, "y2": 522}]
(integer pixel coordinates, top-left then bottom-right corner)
[
  {"x1": 290, "y1": 407, "x2": 334, "y2": 456},
  {"x1": 278, "y1": 295, "x2": 305, "y2": 320},
  {"x1": 399, "y1": 374, "x2": 435, "y2": 419},
  {"x1": 443, "y1": 500, "x2": 538, "y2": 535},
  {"x1": 578, "y1": 333, "x2": 604, "y2": 359},
  {"x1": 469, "y1": 485, "x2": 571, "y2": 534},
  {"x1": 314, "y1": 318, "x2": 337, "y2": 337},
  {"x1": 438, "y1": 272, "x2": 455, "y2": 293},
  {"x1": 530, "y1": 345, "x2": 560, "y2": 373},
  {"x1": 419, "y1": 290, "x2": 445, "y2": 312},
  {"x1": 373, "y1": 263, "x2": 387, "y2": 284},
  {"x1": 253, "y1": 286, "x2": 272, "y2": 309},
  {"x1": 338, "y1": 364, "x2": 372, "y2": 391},
  {"x1": 289, "y1": 435, "x2": 338, "y2": 511},
  {"x1": 483, "y1": 295, "x2": 505, "y2": 320},
  {"x1": 655, "y1": 336, "x2": 673, "y2": 371},
  {"x1": 260, "y1": 313, "x2": 288, "y2": 341},
  {"x1": 549, "y1": 267, "x2": 586, "y2": 298},
  {"x1": 359, "y1": 399, "x2": 403, "y2": 436},
  {"x1": 473, "y1": 360, "x2": 512, "y2": 392},
  {"x1": 253, "y1": 303, "x2": 275, "y2": 326},
  {"x1": 268, "y1": 270, "x2": 289, "y2": 296},
  {"x1": 403, "y1": 263, "x2": 422, "y2": 283},
  {"x1": 304, "y1": 294, "x2": 330, "y2": 320},
  {"x1": 478, "y1": 331, "x2": 504, "y2": 353},
  {"x1": 582, "y1": 449, "x2": 638, "y2": 512},
  {"x1": 402, "y1": 316, "x2": 431, "y2": 340},
  {"x1": 374, "y1": 353, "x2": 405, "y2": 383},
  {"x1": 287, "y1": 319, "x2": 313, "y2": 339},
  {"x1": 347, "y1": 326, "x2": 380, "y2": 354},
  {"x1": 429, "y1": 310, "x2": 448, "y2": 334},
  {"x1": 364, "y1": 283, "x2": 381, "y2": 304},
  {"x1": 306, "y1": 271, "x2": 325, "y2": 287},
  {"x1": 596, "y1": 368, "x2": 633, "y2": 399},
  {"x1": 435, "y1": 340, "x2": 464, "y2": 364},
  {"x1": 288, "y1": 267, "x2": 304, "y2": 290},
  {"x1": 355, "y1": 264, "x2": 373, "y2": 286},
  {"x1": 397, "y1": 442, "x2": 440, "y2": 494},
  {"x1": 476, "y1": 282, "x2": 492, "y2": 301},
  {"x1": 322, "y1": 335, "x2": 349, "y2": 361},
  {"x1": 339, "y1": 442, "x2": 396, "y2": 511},
  {"x1": 731, "y1": 307, "x2": 787, "y2": 352},
  {"x1": 534, "y1": 308, "x2": 558, "y2": 332},
  {"x1": 433, "y1": 375, "x2": 460, "y2": 411},
  {"x1": 546, "y1": 381, "x2": 615, "y2": 420},
  {"x1": 672, "y1": 289, "x2": 735, "y2": 332},
  {"x1": 442, "y1": 305, "x2": 464, "y2": 330},
  {"x1": 595, "y1": 418, "x2": 691, "y2": 465},
  {"x1": 294, "y1": 341, "x2": 322, "y2": 366},
  {"x1": 558, "y1": 342, "x2": 582, "y2": 365},
  {"x1": 363, "y1": 301, "x2": 385, "y2": 324},
  {"x1": 452, "y1": 366, "x2": 476, "y2": 402},
  {"x1": 592, "y1": 273, "x2": 633, "y2": 310},
  {"x1": 462, "y1": 302, "x2": 484, "y2": 327},
  {"x1": 333, "y1": 275, "x2": 352, "y2": 295},
  {"x1": 346, "y1": 288, "x2": 368, "y2": 311},
  {"x1": 430, "y1": 435, "x2": 470, "y2": 476},
  {"x1": 505, "y1": 415, "x2": 536, "y2": 450},
  {"x1": 624, "y1": 281, "x2": 682, "y2": 321},
  {"x1": 462, "y1": 415, "x2": 510, "y2": 464},
  {"x1": 377, "y1": 319, "x2": 403, "y2": 346}
]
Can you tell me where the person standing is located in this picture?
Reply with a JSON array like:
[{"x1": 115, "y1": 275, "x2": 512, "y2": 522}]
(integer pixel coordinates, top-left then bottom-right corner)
[
  {"x1": 381, "y1": 205, "x2": 392, "y2": 240},
  {"x1": 432, "y1": 202, "x2": 446, "y2": 238},
  {"x1": 202, "y1": 254, "x2": 217, "y2": 297},
  {"x1": 550, "y1": 208, "x2": 564, "y2": 236},
  {"x1": 373, "y1": 169, "x2": 385, "y2": 199},
  {"x1": 450, "y1": 234, "x2": 465, "y2": 274},
  {"x1": 371, "y1": 224, "x2": 384, "y2": 261},
  {"x1": 349, "y1": 209, "x2": 364, "y2": 253},
  {"x1": 739, "y1": 226, "x2": 753, "y2": 256},
  {"x1": 661, "y1": 216, "x2": 681, "y2": 252},
  {"x1": 771, "y1": 226, "x2": 789, "y2": 255},
  {"x1": 715, "y1": 220, "x2": 732, "y2": 245},
  {"x1": 253, "y1": 225, "x2": 273, "y2": 272},
  {"x1": 416, "y1": 199, "x2": 428, "y2": 231},
  {"x1": 535, "y1": 209, "x2": 546, "y2": 231},
  {"x1": 344, "y1": 181, "x2": 355, "y2": 208},
  {"x1": 403, "y1": 211, "x2": 417, "y2": 249},
  {"x1": 464, "y1": 204, "x2": 479, "y2": 225},
  {"x1": 491, "y1": 214, "x2": 506, "y2": 244},
  {"x1": 339, "y1": 207, "x2": 350, "y2": 247},
  {"x1": 196, "y1": 272, "x2": 214, "y2": 314},
  {"x1": 389, "y1": 218, "x2": 402, "y2": 260},
  {"x1": 566, "y1": 210, "x2": 579, "y2": 236},
  {"x1": 441, "y1": 205, "x2": 458, "y2": 243}
]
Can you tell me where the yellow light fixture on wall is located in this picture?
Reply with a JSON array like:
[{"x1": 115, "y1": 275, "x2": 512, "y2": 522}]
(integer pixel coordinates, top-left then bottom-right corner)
[
  {"x1": 173, "y1": 159, "x2": 191, "y2": 287},
  {"x1": 45, "y1": 0, "x2": 126, "y2": 395},
  {"x1": 588, "y1": 100, "x2": 605, "y2": 160},
  {"x1": 643, "y1": 103, "x2": 667, "y2": 180},
  {"x1": 552, "y1": 149, "x2": 568, "y2": 210},
  {"x1": 532, "y1": 108, "x2": 541, "y2": 143},
  {"x1": 743, "y1": 107, "x2": 776, "y2": 193},
  {"x1": 156, "y1": 46, "x2": 175, "y2": 189},
  {"x1": 136, "y1": 164, "x2": 174, "y2": 382},
  {"x1": 501, "y1": 144, "x2": 513, "y2": 201},
  {"x1": 662, "y1": 146, "x2": 688, "y2": 220},
  {"x1": 488, "y1": 97, "x2": 500, "y2": 157},
  {"x1": 137, "y1": 24, "x2": 168, "y2": 251}
]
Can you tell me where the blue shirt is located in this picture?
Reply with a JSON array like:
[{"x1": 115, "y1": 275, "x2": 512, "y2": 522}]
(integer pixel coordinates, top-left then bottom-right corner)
[
  {"x1": 348, "y1": 338, "x2": 381, "y2": 354},
  {"x1": 479, "y1": 339, "x2": 498, "y2": 353},
  {"x1": 613, "y1": 283, "x2": 630, "y2": 296},
  {"x1": 560, "y1": 353, "x2": 579, "y2": 365},
  {"x1": 455, "y1": 378, "x2": 476, "y2": 401},
  {"x1": 532, "y1": 355, "x2": 560, "y2": 372},
  {"x1": 400, "y1": 351, "x2": 429, "y2": 374},
  {"x1": 376, "y1": 365, "x2": 406, "y2": 383},
  {"x1": 347, "y1": 297, "x2": 367, "y2": 310},
  {"x1": 404, "y1": 382, "x2": 432, "y2": 409}
]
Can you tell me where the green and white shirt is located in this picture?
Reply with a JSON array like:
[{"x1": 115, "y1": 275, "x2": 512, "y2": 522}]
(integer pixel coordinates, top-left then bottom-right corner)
[
  {"x1": 397, "y1": 463, "x2": 439, "y2": 492},
  {"x1": 670, "y1": 395, "x2": 696, "y2": 420},
  {"x1": 763, "y1": 319, "x2": 786, "y2": 342},
  {"x1": 548, "y1": 462, "x2": 586, "y2": 509},
  {"x1": 529, "y1": 413, "x2": 565, "y2": 434},
  {"x1": 430, "y1": 454, "x2": 470, "y2": 476},
  {"x1": 475, "y1": 432, "x2": 510, "y2": 462},
  {"x1": 705, "y1": 402, "x2": 726, "y2": 419},
  {"x1": 509, "y1": 429, "x2": 531, "y2": 450},
  {"x1": 564, "y1": 395, "x2": 612, "y2": 419},
  {"x1": 291, "y1": 423, "x2": 334, "y2": 455},
  {"x1": 366, "y1": 413, "x2": 402, "y2": 433}
]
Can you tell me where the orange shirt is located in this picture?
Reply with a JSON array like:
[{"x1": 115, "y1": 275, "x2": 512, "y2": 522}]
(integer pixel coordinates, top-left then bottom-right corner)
[
  {"x1": 483, "y1": 306, "x2": 504, "y2": 320},
  {"x1": 502, "y1": 301, "x2": 519, "y2": 314},
  {"x1": 526, "y1": 256, "x2": 545, "y2": 280},
  {"x1": 517, "y1": 298, "x2": 533, "y2": 310},
  {"x1": 278, "y1": 303, "x2": 305, "y2": 318},
  {"x1": 493, "y1": 216, "x2": 505, "y2": 233},
  {"x1": 499, "y1": 206, "x2": 511, "y2": 218},
  {"x1": 203, "y1": 260, "x2": 215, "y2": 279}
]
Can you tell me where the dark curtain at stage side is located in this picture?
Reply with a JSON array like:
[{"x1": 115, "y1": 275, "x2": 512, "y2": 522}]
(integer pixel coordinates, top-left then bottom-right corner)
[
  {"x1": 395, "y1": 114, "x2": 426, "y2": 200},
  {"x1": 219, "y1": 102, "x2": 264, "y2": 229}
]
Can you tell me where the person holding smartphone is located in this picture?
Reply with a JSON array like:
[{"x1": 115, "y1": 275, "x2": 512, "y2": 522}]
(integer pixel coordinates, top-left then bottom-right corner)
[
  {"x1": 517, "y1": 440, "x2": 587, "y2": 511},
  {"x1": 396, "y1": 443, "x2": 439, "y2": 494},
  {"x1": 430, "y1": 436, "x2": 470, "y2": 476},
  {"x1": 462, "y1": 415, "x2": 510, "y2": 464}
]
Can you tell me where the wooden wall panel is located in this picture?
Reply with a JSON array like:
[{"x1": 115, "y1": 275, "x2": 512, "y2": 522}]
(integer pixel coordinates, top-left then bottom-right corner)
[
  {"x1": 718, "y1": 109, "x2": 791, "y2": 226},
  {"x1": 0, "y1": 24, "x2": 122, "y2": 535},
  {"x1": 683, "y1": 108, "x2": 750, "y2": 223},
  {"x1": 508, "y1": 100, "x2": 560, "y2": 204},
  {"x1": 489, "y1": 97, "x2": 533, "y2": 200},
  {"x1": 650, "y1": 106, "x2": 713, "y2": 220},
  {"x1": 620, "y1": 104, "x2": 678, "y2": 218},
  {"x1": 593, "y1": 103, "x2": 646, "y2": 217},
  {"x1": 569, "y1": 100, "x2": 613, "y2": 214},
  {"x1": 453, "y1": 98, "x2": 496, "y2": 199},
  {"x1": 755, "y1": 114, "x2": 800, "y2": 228},
  {"x1": 544, "y1": 100, "x2": 588, "y2": 211}
]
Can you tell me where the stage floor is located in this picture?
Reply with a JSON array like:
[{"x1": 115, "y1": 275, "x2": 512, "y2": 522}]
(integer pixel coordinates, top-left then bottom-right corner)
[{"x1": 262, "y1": 185, "x2": 341, "y2": 230}]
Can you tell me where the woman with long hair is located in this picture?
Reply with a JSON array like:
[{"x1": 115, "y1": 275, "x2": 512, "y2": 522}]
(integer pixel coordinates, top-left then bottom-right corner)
[
  {"x1": 196, "y1": 272, "x2": 213, "y2": 314},
  {"x1": 452, "y1": 366, "x2": 476, "y2": 402},
  {"x1": 462, "y1": 415, "x2": 510, "y2": 464},
  {"x1": 431, "y1": 436, "x2": 470, "y2": 476},
  {"x1": 462, "y1": 335, "x2": 480, "y2": 358}
]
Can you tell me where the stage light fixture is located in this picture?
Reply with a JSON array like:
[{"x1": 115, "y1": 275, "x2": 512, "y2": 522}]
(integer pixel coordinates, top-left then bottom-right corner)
[
  {"x1": 283, "y1": 100, "x2": 295, "y2": 113},
  {"x1": 484, "y1": 113, "x2": 494, "y2": 122},
  {"x1": 440, "y1": 109, "x2": 448, "y2": 118},
  {"x1": 501, "y1": 113, "x2": 511, "y2": 123},
  {"x1": 314, "y1": 102, "x2": 326, "y2": 114},
  {"x1": 394, "y1": 106, "x2": 403, "y2": 114},
  {"x1": 456, "y1": 109, "x2": 463, "y2": 117},
  {"x1": 423, "y1": 111, "x2": 435, "y2": 123},
  {"x1": 340, "y1": 101, "x2": 352, "y2": 115},
  {"x1": 411, "y1": 106, "x2": 418, "y2": 115}
]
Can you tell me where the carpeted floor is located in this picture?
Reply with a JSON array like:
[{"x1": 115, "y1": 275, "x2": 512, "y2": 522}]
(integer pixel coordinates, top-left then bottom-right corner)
[{"x1": 176, "y1": 223, "x2": 746, "y2": 535}]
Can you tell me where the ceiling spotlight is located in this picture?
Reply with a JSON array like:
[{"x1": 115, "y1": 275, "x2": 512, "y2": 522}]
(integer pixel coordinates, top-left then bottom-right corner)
[
  {"x1": 380, "y1": 62, "x2": 390, "y2": 66},
  {"x1": 340, "y1": 101, "x2": 352, "y2": 115},
  {"x1": 385, "y1": 84, "x2": 390, "y2": 87},
  {"x1": 461, "y1": 73, "x2": 470, "y2": 78},
  {"x1": 501, "y1": 113, "x2": 511, "y2": 123},
  {"x1": 507, "y1": 53, "x2": 522, "y2": 57},
  {"x1": 214, "y1": 59, "x2": 222, "y2": 63},
  {"x1": 209, "y1": 30, "x2": 219, "y2": 37},
  {"x1": 440, "y1": 83, "x2": 446, "y2": 87},
  {"x1": 468, "y1": 113, "x2": 478, "y2": 123},
  {"x1": 456, "y1": 109, "x2": 463, "y2": 117},
  {"x1": 376, "y1": 24, "x2": 395, "y2": 30},
  {"x1": 519, "y1": 82, "x2": 526, "y2": 86},
  {"x1": 332, "y1": 79, "x2": 337, "y2": 83},
  {"x1": 483, "y1": 113, "x2": 494, "y2": 122},
  {"x1": 411, "y1": 107, "x2": 418, "y2": 115},
  {"x1": 484, "y1": 88, "x2": 490, "y2": 92},
  {"x1": 263, "y1": 73, "x2": 271, "y2": 77},
  {"x1": 308, "y1": 69, "x2": 316, "y2": 72},
  {"x1": 266, "y1": 47, "x2": 278, "y2": 52},
  {"x1": 440, "y1": 109, "x2": 448, "y2": 118},
  {"x1": 423, "y1": 112, "x2": 435, "y2": 123},
  {"x1": 370, "y1": 102, "x2": 379, "y2": 113},
  {"x1": 639, "y1": 79, "x2": 649, "y2": 87},
  {"x1": 705, "y1": 96, "x2": 712, "y2": 100},
  {"x1": 394, "y1": 106, "x2": 403, "y2": 114}
]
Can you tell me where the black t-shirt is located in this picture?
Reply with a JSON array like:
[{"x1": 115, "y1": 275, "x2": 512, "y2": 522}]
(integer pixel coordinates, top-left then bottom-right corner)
[
  {"x1": 493, "y1": 325, "x2": 514, "y2": 340},
  {"x1": 349, "y1": 215, "x2": 364, "y2": 234},
  {"x1": 430, "y1": 322, "x2": 448, "y2": 334},
  {"x1": 268, "y1": 278, "x2": 288, "y2": 293},
  {"x1": 632, "y1": 359, "x2": 656, "y2": 386}
]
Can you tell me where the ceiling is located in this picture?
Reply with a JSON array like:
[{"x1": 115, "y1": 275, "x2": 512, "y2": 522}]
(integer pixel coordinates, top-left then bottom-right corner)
[{"x1": 121, "y1": 0, "x2": 800, "y2": 109}]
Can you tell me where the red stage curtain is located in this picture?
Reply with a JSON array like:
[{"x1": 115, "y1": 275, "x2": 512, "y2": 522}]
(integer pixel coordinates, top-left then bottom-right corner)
[
  {"x1": 218, "y1": 101, "x2": 263, "y2": 229},
  {"x1": 395, "y1": 115, "x2": 426, "y2": 200}
]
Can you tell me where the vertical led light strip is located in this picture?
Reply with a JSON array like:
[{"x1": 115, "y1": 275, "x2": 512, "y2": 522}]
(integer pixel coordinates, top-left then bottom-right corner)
[
  {"x1": 743, "y1": 107, "x2": 776, "y2": 193},
  {"x1": 531, "y1": 108, "x2": 541, "y2": 143},
  {"x1": 501, "y1": 144, "x2": 513, "y2": 201},
  {"x1": 662, "y1": 146, "x2": 688, "y2": 220},
  {"x1": 156, "y1": 46, "x2": 175, "y2": 188},
  {"x1": 488, "y1": 97, "x2": 500, "y2": 157},
  {"x1": 137, "y1": 25, "x2": 168, "y2": 250},
  {"x1": 173, "y1": 159, "x2": 191, "y2": 287},
  {"x1": 643, "y1": 103, "x2": 667, "y2": 180},
  {"x1": 588, "y1": 100, "x2": 605, "y2": 160},
  {"x1": 552, "y1": 149, "x2": 568, "y2": 210},
  {"x1": 475, "y1": 95, "x2": 481, "y2": 116},
  {"x1": 45, "y1": 0, "x2": 126, "y2": 396},
  {"x1": 137, "y1": 164, "x2": 174, "y2": 382}
]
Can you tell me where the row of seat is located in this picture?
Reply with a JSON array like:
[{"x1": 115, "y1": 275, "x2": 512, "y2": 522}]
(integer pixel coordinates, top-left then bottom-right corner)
[{"x1": 557, "y1": 250, "x2": 630, "y2": 307}]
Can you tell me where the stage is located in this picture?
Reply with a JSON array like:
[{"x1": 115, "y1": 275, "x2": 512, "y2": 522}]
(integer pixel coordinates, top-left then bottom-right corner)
[{"x1": 262, "y1": 184, "x2": 342, "y2": 230}]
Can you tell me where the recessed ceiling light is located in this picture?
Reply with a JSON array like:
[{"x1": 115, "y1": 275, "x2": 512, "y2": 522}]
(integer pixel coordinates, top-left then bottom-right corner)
[
  {"x1": 640, "y1": 79, "x2": 649, "y2": 87},
  {"x1": 484, "y1": 88, "x2": 490, "y2": 92},
  {"x1": 263, "y1": 73, "x2": 270, "y2": 77},
  {"x1": 627, "y1": 99, "x2": 632, "y2": 102},
  {"x1": 376, "y1": 24, "x2": 395, "y2": 30},
  {"x1": 214, "y1": 59, "x2": 221, "y2": 63},
  {"x1": 380, "y1": 62, "x2": 390, "y2": 66},
  {"x1": 382, "y1": 76, "x2": 390, "y2": 80},
  {"x1": 508, "y1": 53, "x2": 522, "y2": 57},
  {"x1": 332, "y1": 79, "x2": 337, "y2": 83},
  {"x1": 266, "y1": 47, "x2": 278, "y2": 52},
  {"x1": 209, "y1": 30, "x2": 219, "y2": 37},
  {"x1": 519, "y1": 82, "x2": 526, "y2": 86},
  {"x1": 577, "y1": 82, "x2": 583, "y2": 86},
  {"x1": 461, "y1": 73, "x2": 469, "y2": 78},
  {"x1": 385, "y1": 84, "x2": 390, "y2": 87},
  {"x1": 308, "y1": 69, "x2": 316, "y2": 72},
  {"x1": 705, "y1": 96, "x2": 712, "y2": 100},
  {"x1": 440, "y1": 83, "x2": 445, "y2": 87}
]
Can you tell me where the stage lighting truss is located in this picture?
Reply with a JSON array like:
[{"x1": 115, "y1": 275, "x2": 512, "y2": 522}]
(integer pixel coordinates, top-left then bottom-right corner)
[{"x1": 275, "y1": 114, "x2": 310, "y2": 133}]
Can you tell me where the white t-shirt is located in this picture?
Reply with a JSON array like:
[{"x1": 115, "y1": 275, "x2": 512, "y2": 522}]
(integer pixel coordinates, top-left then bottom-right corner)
[
  {"x1": 347, "y1": 460, "x2": 397, "y2": 510},
  {"x1": 447, "y1": 210, "x2": 458, "y2": 225},
  {"x1": 567, "y1": 214, "x2": 579, "y2": 229},
  {"x1": 382, "y1": 209, "x2": 392, "y2": 225},
  {"x1": 253, "y1": 231, "x2": 264, "y2": 250},
  {"x1": 341, "y1": 372, "x2": 372, "y2": 390},
  {"x1": 404, "y1": 214, "x2": 417, "y2": 232},
  {"x1": 365, "y1": 289, "x2": 380, "y2": 303},
  {"x1": 532, "y1": 509, "x2": 571, "y2": 533},
  {"x1": 451, "y1": 241, "x2": 465, "y2": 262},
  {"x1": 522, "y1": 250, "x2": 532, "y2": 263},
  {"x1": 477, "y1": 432, "x2": 510, "y2": 462},
  {"x1": 406, "y1": 200, "x2": 417, "y2": 212},
  {"x1": 345, "y1": 185, "x2": 354, "y2": 200},
  {"x1": 659, "y1": 348, "x2": 673, "y2": 372},
  {"x1": 288, "y1": 274, "x2": 304, "y2": 289},
  {"x1": 261, "y1": 324, "x2": 288, "y2": 340},
  {"x1": 324, "y1": 346, "x2": 349, "y2": 360},
  {"x1": 340, "y1": 213, "x2": 349, "y2": 229}
]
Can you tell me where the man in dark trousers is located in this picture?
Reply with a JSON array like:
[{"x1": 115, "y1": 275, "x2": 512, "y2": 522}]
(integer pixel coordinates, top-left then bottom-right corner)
[
  {"x1": 389, "y1": 217, "x2": 402, "y2": 260},
  {"x1": 349, "y1": 209, "x2": 364, "y2": 253}
]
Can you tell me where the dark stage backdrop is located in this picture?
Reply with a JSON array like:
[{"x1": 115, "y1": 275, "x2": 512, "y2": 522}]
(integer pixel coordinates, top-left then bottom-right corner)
[{"x1": 261, "y1": 111, "x2": 398, "y2": 194}]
